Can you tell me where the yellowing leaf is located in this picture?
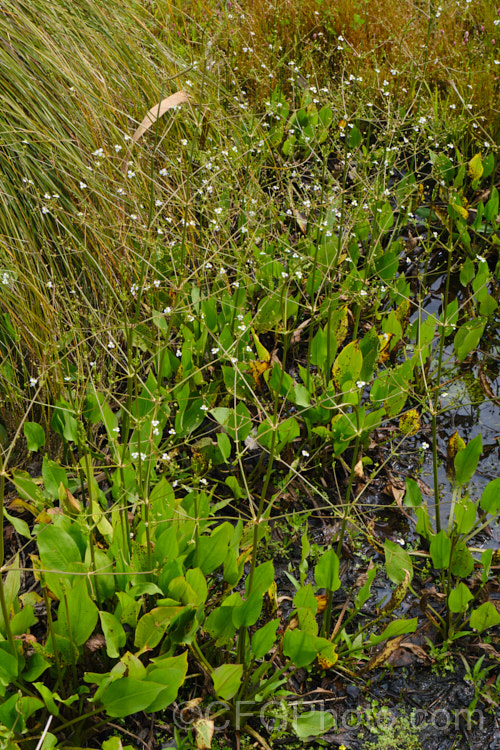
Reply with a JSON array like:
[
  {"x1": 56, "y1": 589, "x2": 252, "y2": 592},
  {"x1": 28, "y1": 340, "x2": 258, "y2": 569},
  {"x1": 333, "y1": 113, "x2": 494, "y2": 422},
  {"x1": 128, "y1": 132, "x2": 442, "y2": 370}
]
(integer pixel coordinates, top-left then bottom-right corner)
[
  {"x1": 315, "y1": 594, "x2": 329, "y2": 614},
  {"x1": 447, "y1": 430, "x2": 466, "y2": 464},
  {"x1": 468, "y1": 153, "x2": 484, "y2": 182},
  {"x1": 334, "y1": 306, "x2": 349, "y2": 348},
  {"x1": 447, "y1": 430, "x2": 466, "y2": 481},
  {"x1": 377, "y1": 332, "x2": 393, "y2": 362},
  {"x1": 431, "y1": 204, "x2": 449, "y2": 225},
  {"x1": 251, "y1": 329, "x2": 271, "y2": 362},
  {"x1": 267, "y1": 580, "x2": 278, "y2": 613},
  {"x1": 395, "y1": 298, "x2": 410, "y2": 329},
  {"x1": 399, "y1": 409, "x2": 421, "y2": 436},
  {"x1": 331, "y1": 339, "x2": 363, "y2": 390},
  {"x1": 450, "y1": 202, "x2": 469, "y2": 220},
  {"x1": 317, "y1": 643, "x2": 338, "y2": 670},
  {"x1": 380, "y1": 569, "x2": 411, "y2": 615},
  {"x1": 250, "y1": 359, "x2": 269, "y2": 387}
]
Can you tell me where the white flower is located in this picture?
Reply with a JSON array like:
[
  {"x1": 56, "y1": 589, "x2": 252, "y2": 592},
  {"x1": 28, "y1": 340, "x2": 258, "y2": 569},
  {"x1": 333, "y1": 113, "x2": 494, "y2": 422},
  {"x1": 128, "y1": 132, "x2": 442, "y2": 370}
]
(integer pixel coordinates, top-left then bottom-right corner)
[
  {"x1": 200, "y1": 404, "x2": 209, "y2": 411},
  {"x1": 162, "y1": 453, "x2": 171, "y2": 461},
  {"x1": 356, "y1": 381, "x2": 367, "y2": 389},
  {"x1": 29, "y1": 377, "x2": 38, "y2": 387},
  {"x1": 93, "y1": 148, "x2": 104, "y2": 157},
  {"x1": 159, "y1": 168, "x2": 168, "y2": 176},
  {"x1": 114, "y1": 144, "x2": 122, "y2": 152},
  {"x1": 41, "y1": 206, "x2": 50, "y2": 214},
  {"x1": 79, "y1": 181, "x2": 87, "y2": 189},
  {"x1": 127, "y1": 170, "x2": 135, "y2": 179},
  {"x1": 301, "y1": 450, "x2": 310, "y2": 457},
  {"x1": 420, "y1": 441, "x2": 429, "y2": 450}
]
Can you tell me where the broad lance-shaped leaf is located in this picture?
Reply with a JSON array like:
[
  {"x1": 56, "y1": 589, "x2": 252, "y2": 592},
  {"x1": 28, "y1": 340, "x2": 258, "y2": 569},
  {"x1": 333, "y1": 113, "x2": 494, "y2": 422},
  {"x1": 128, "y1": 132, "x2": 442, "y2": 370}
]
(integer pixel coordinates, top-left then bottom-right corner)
[
  {"x1": 283, "y1": 628, "x2": 318, "y2": 668},
  {"x1": 468, "y1": 153, "x2": 483, "y2": 182},
  {"x1": 470, "y1": 602, "x2": 500, "y2": 633},
  {"x1": 480, "y1": 478, "x2": 500, "y2": 516},
  {"x1": 315, "y1": 548, "x2": 340, "y2": 592},
  {"x1": 454, "y1": 434, "x2": 482, "y2": 487},
  {"x1": 55, "y1": 578, "x2": 98, "y2": 647},
  {"x1": 99, "y1": 611, "x2": 127, "y2": 658},
  {"x1": 331, "y1": 340, "x2": 363, "y2": 390},
  {"x1": 292, "y1": 711, "x2": 335, "y2": 740},
  {"x1": 448, "y1": 583, "x2": 473, "y2": 614},
  {"x1": 384, "y1": 540, "x2": 413, "y2": 584},
  {"x1": 430, "y1": 529, "x2": 451, "y2": 569},
  {"x1": 252, "y1": 619, "x2": 280, "y2": 659},
  {"x1": 23, "y1": 421, "x2": 45, "y2": 451},
  {"x1": 212, "y1": 663, "x2": 243, "y2": 701},
  {"x1": 36, "y1": 524, "x2": 84, "y2": 600}
]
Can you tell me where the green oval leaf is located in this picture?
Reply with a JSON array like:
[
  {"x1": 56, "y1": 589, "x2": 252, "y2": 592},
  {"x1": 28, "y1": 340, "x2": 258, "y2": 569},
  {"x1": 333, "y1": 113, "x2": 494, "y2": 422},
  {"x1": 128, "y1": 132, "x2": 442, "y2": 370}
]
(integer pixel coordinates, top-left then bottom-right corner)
[
  {"x1": 314, "y1": 549, "x2": 340, "y2": 592},
  {"x1": 23, "y1": 422, "x2": 45, "y2": 452},
  {"x1": 212, "y1": 663, "x2": 243, "y2": 701}
]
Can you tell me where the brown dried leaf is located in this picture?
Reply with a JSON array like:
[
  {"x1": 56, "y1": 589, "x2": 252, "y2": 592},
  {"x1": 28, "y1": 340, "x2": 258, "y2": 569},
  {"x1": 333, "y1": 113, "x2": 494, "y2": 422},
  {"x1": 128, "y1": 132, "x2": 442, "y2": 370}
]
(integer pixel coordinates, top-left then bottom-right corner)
[
  {"x1": 287, "y1": 615, "x2": 299, "y2": 631},
  {"x1": 417, "y1": 478, "x2": 434, "y2": 496},
  {"x1": 293, "y1": 207, "x2": 308, "y2": 234},
  {"x1": 194, "y1": 718, "x2": 214, "y2": 749},
  {"x1": 132, "y1": 91, "x2": 190, "y2": 142},
  {"x1": 354, "y1": 459, "x2": 364, "y2": 479},
  {"x1": 291, "y1": 318, "x2": 310, "y2": 345},
  {"x1": 360, "y1": 636, "x2": 404, "y2": 674},
  {"x1": 85, "y1": 634, "x2": 106, "y2": 652},
  {"x1": 476, "y1": 642, "x2": 500, "y2": 658},
  {"x1": 384, "y1": 482, "x2": 405, "y2": 506},
  {"x1": 63, "y1": 488, "x2": 82, "y2": 515},
  {"x1": 400, "y1": 642, "x2": 430, "y2": 661},
  {"x1": 354, "y1": 561, "x2": 375, "y2": 589}
]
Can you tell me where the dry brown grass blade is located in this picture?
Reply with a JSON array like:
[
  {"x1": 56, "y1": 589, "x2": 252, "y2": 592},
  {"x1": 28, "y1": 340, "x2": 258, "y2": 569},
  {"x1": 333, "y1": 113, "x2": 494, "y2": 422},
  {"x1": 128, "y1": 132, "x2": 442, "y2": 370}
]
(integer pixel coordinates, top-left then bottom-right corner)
[{"x1": 132, "y1": 90, "x2": 190, "y2": 142}]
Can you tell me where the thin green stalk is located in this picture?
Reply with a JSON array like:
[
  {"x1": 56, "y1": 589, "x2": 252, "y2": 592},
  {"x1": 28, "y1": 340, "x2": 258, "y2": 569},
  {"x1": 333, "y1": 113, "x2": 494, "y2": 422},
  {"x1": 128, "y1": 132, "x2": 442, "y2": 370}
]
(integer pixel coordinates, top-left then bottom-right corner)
[
  {"x1": 0, "y1": 464, "x2": 17, "y2": 657},
  {"x1": 430, "y1": 244, "x2": 452, "y2": 533},
  {"x1": 42, "y1": 584, "x2": 64, "y2": 691},
  {"x1": 305, "y1": 241, "x2": 320, "y2": 393}
]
